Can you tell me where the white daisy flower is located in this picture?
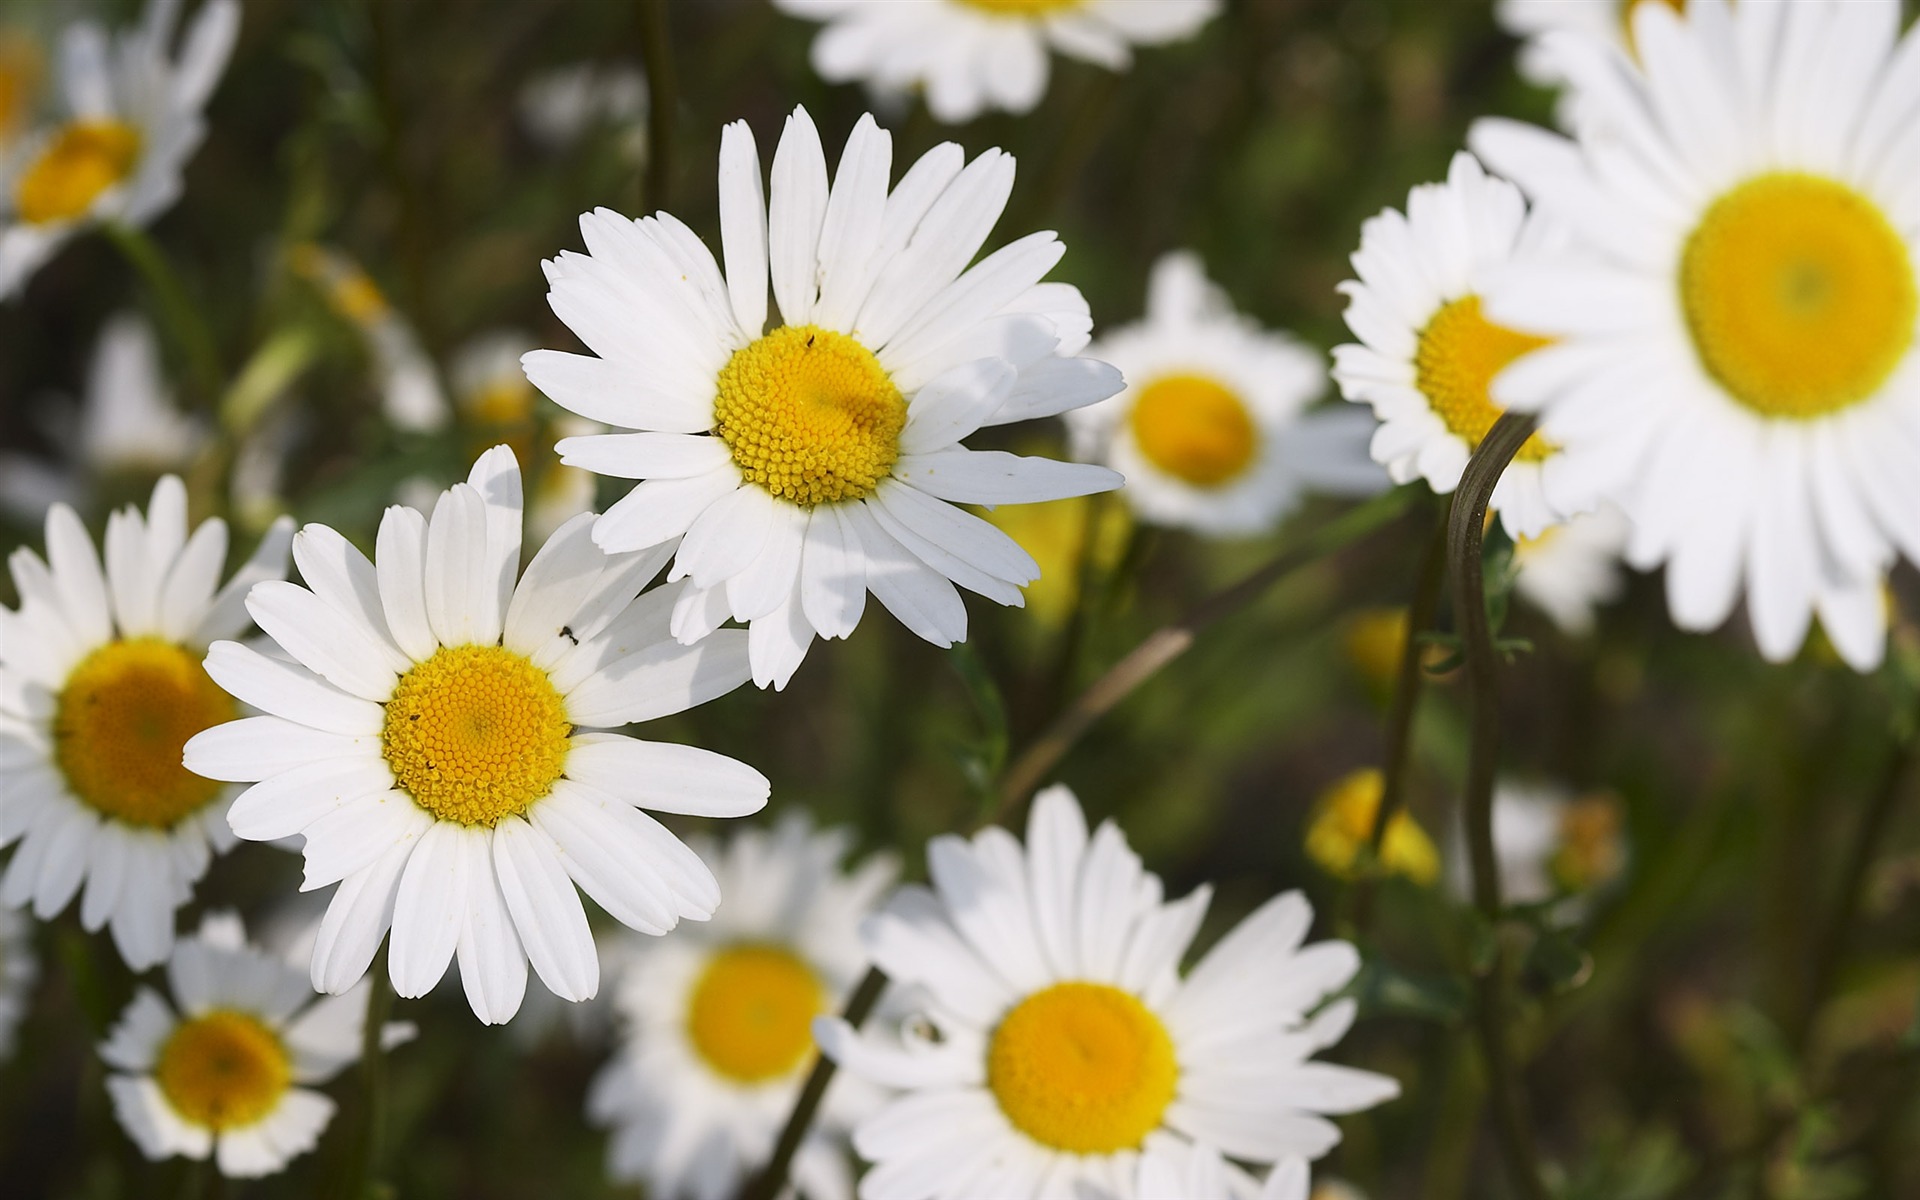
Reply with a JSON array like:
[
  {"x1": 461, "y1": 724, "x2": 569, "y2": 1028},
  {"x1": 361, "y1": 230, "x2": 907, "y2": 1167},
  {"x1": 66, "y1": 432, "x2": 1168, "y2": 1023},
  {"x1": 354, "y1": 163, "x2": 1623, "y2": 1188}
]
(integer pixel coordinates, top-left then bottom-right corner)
[
  {"x1": 0, "y1": 311, "x2": 207, "y2": 524},
  {"x1": 527, "y1": 105, "x2": 1125, "y2": 691},
  {"x1": 816, "y1": 785, "x2": 1399, "y2": 1200},
  {"x1": 99, "y1": 912, "x2": 384, "y2": 1178},
  {"x1": 0, "y1": 0, "x2": 240, "y2": 299},
  {"x1": 1331, "y1": 151, "x2": 1565, "y2": 540},
  {"x1": 1070, "y1": 251, "x2": 1388, "y2": 537},
  {"x1": 1137, "y1": 1140, "x2": 1310, "y2": 1200},
  {"x1": 517, "y1": 62, "x2": 646, "y2": 157},
  {"x1": 182, "y1": 446, "x2": 771, "y2": 1025},
  {"x1": 1511, "y1": 504, "x2": 1631, "y2": 637},
  {"x1": 1470, "y1": 0, "x2": 1920, "y2": 672},
  {"x1": 1447, "y1": 782, "x2": 1627, "y2": 909},
  {"x1": 0, "y1": 907, "x2": 37, "y2": 1060},
  {"x1": 588, "y1": 814, "x2": 897, "y2": 1200},
  {"x1": 0, "y1": 477, "x2": 293, "y2": 970},
  {"x1": 771, "y1": 0, "x2": 1220, "y2": 125},
  {"x1": 290, "y1": 243, "x2": 450, "y2": 434}
]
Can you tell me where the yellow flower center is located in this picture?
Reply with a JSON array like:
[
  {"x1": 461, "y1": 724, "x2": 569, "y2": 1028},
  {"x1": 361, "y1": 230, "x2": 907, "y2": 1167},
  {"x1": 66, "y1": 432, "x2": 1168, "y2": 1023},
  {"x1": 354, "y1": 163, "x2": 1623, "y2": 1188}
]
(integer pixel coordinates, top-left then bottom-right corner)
[
  {"x1": 53, "y1": 639, "x2": 235, "y2": 829},
  {"x1": 986, "y1": 982, "x2": 1178, "y2": 1154},
  {"x1": 1305, "y1": 768, "x2": 1441, "y2": 886},
  {"x1": 958, "y1": 0, "x2": 1084, "y2": 15},
  {"x1": 1551, "y1": 795, "x2": 1627, "y2": 893},
  {"x1": 713, "y1": 325, "x2": 906, "y2": 507},
  {"x1": 154, "y1": 1010, "x2": 292, "y2": 1131},
  {"x1": 685, "y1": 943, "x2": 826, "y2": 1084},
  {"x1": 13, "y1": 119, "x2": 141, "y2": 225},
  {"x1": 1128, "y1": 373, "x2": 1260, "y2": 488},
  {"x1": 1414, "y1": 296, "x2": 1556, "y2": 465},
  {"x1": 1680, "y1": 172, "x2": 1915, "y2": 420},
  {"x1": 381, "y1": 645, "x2": 572, "y2": 827}
]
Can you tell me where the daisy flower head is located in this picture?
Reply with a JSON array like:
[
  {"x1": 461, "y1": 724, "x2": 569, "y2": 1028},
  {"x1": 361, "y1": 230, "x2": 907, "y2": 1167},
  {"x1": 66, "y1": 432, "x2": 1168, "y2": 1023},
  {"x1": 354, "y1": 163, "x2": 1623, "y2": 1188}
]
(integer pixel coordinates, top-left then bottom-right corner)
[
  {"x1": 771, "y1": 0, "x2": 1221, "y2": 125},
  {"x1": 182, "y1": 446, "x2": 771, "y2": 1025},
  {"x1": 1448, "y1": 782, "x2": 1628, "y2": 909},
  {"x1": 0, "y1": 477, "x2": 293, "y2": 969},
  {"x1": 0, "y1": 0, "x2": 240, "y2": 299},
  {"x1": 0, "y1": 907, "x2": 37, "y2": 1060},
  {"x1": 1332, "y1": 151, "x2": 1567, "y2": 540},
  {"x1": 1511, "y1": 504, "x2": 1631, "y2": 637},
  {"x1": 588, "y1": 814, "x2": 897, "y2": 1200},
  {"x1": 1138, "y1": 1141, "x2": 1310, "y2": 1200},
  {"x1": 816, "y1": 785, "x2": 1399, "y2": 1200},
  {"x1": 99, "y1": 912, "x2": 383, "y2": 1178},
  {"x1": 1069, "y1": 252, "x2": 1388, "y2": 537},
  {"x1": 527, "y1": 105, "x2": 1125, "y2": 691},
  {"x1": 1470, "y1": 0, "x2": 1920, "y2": 672}
]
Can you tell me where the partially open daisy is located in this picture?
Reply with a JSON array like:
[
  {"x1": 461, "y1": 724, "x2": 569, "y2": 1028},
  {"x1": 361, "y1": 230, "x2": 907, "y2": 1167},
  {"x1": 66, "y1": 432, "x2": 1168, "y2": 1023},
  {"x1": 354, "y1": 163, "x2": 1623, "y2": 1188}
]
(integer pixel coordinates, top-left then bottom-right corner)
[
  {"x1": 0, "y1": 0, "x2": 239, "y2": 298},
  {"x1": 1510, "y1": 505, "x2": 1631, "y2": 638},
  {"x1": 1332, "y1": 151, "x2": 1564, "y2": 539},
  {"x1": 1448, "y1": 782, "x2": 1627, "y2": 910},
  {"x1": 99, "y1": 913, "x2": 381, "y2": 1178},
  {"x1": 528, "y1": 106, "x2": 1123, "y2": 690},
  {"x1": 0, "y1": 907, "x2": 36, "y2": 1061},
  {"x1": 1138, "y1": 1141, "x2": 1310, "y2": 1200},
  {"x1": 1471, "y1": 0, "x2": 1920, "y2": 672},
  {"x1": 588, "y1": 815, "x2": 896, "y2": 1199},
  {"x1": 770, "y1": 0, "x2": 1220, "y2": 125},
  {"x1": 0, "y1": 477, "x2": 292, "y2": 969},
  {"x1": 816, "y1": 785, "x2": 1399, "y2": 1199},
  {"x1": 1304, "y1": 769, "x2": 1440, "y2": 888},
  {"x1": 182, "y1": 446, "x2": 770, "y2": 1024},
  {"x1": 1070, "y1": 252, "x2": 1387, "y2": 537}
]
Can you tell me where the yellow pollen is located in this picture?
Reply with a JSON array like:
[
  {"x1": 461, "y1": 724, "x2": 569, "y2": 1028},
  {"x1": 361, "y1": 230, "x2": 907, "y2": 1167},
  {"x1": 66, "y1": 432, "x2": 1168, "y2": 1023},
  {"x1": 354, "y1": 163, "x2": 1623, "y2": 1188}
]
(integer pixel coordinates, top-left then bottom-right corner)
[
  {"x1": 54, "y1": 639, "x2": 235, "y2": 829},
  {"x1": 154, "y1": 1010, "x2": 292, "y2": 1131},
  {"x1": 958, "y1": 0, "x2": 1084, "y2": 14},
  {"x1": 1305, "y1": 768, "x2": 1441, "y2": 886},
  {"x1": 381, "y1": 645, "x2": 571, "y2": 827},
  {"x1": 1551, "y1": 794, "x2": 1627, "y2": 893},
  {"x1": 685, "y1": 944, "x2": 826, "y2": 1084},
  {"x1": 1128, "y1": 374, "x2": 1260, "y2": 488},
  {"x1": 987, "y1": 982, "x2": 1178, "y2": 1154},
  {"x1": 14, "y1": 119, "x2": 141, "y2": 225},
  {"x1": 1680, "y1": 172, "x2": 1915, "y2": 420},
  {"x1": 1414, "y1": 296, "x2": 1556, "y2": 465},
  {"x1": 713, "y1": 325, "x2": 906, "y2": 507}
]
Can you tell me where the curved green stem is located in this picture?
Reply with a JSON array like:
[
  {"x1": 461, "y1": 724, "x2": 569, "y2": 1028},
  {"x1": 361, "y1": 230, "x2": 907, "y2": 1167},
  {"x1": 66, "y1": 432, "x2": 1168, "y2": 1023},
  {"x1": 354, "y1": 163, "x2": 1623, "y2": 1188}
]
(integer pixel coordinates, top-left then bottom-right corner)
[
  {"x1": 635, "y1": 0, "x2": 677, "y2": 214},
  {"x1": 1449, "y1": 411, "x2": 1552, "y2": 1200},
  {"x1": 105, "y1": 222, "x2": 224, "y2": 407}
]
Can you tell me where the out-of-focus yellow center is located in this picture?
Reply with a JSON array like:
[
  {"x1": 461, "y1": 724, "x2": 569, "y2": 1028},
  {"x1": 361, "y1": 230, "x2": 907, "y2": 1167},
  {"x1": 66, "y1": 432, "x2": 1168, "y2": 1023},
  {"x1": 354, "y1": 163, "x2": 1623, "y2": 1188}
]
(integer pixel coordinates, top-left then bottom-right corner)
[
  {"x1": 1681, "y1": 172, "x2": 1914, "y2": 420},
  {"x1": 1414, "y1": 296, "x2": 1555, "y2": 465},
  {"x1": 685, "y1": 944, "x2": 826, "y2": 1084},
  {"x1": 958, "y1": 0, "x2": 1084, "y2": 15},
  {"x1": 381, "y1": 645, "x2": 571, "y2": 827},
  {"x1": 982, "y1": 493, "x2": 1131, "y2": 630},
  {"x1": 54, "y1": 639, "x2": 235, "y2": 829},
  {"x1": 1552, "y1": 794, "x2": 1627, "y2": 893},
  {"x1": 14, "y1": 119, "x2": 141, "y2": 225},
  {"x1": 713, "y1": 325, "x2": 906, "y2": 507},
  {"x1": 1305, "y1": 768, "x2": 1440, "y2": 886},
  {"x1": 0, "y1": 32, "x2": 43, "y2": 146},
  {"x1": 1128, "y1": 373, "x2": 1260, "y2": 488},
  {"x1": 987, "y1": 982, "x2": 1177, "y2": 1154},
  {"x1": 154, "y1": 1010, "x2": 292, "y2": 1130}
]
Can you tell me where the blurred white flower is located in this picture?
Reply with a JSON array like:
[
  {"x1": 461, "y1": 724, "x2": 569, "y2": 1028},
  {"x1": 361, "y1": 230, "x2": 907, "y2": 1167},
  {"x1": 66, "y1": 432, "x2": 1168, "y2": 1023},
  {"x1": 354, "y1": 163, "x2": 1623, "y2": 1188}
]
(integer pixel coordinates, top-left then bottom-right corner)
[
  {"x1": 0, "y1": 907, "x2": 37, "y2": 1061},
  {"x1": 1511, "y1": 504, "x2": 1631, "y2": 637},
  {"x1": 1449, "y1": 781, "x2": 1628, "y2": 909},
  {"x1": 290, "y1": 242, "x2": 449, "y2": 433},
  {"x1": 517, "y1": 62, "x2": 645, "y2": 159},
  {"x1": 0, "y1": 0, "x2": 240, "y2": 297},
  {"x1": 772, "y1": 0, "x2": 1219, "y2": 124},
  {"x1": 1071, "y1": 251, "x2": 1386, "y2": 537}
]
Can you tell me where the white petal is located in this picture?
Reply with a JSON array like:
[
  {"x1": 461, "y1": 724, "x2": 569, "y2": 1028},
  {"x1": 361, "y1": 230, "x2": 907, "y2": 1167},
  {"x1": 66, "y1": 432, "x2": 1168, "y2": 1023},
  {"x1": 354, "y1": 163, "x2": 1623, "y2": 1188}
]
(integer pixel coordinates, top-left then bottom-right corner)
[
  {"x1": 201, "y1": 641, "x2": 384, "y2": 736},
  {"x1": 563, "y1": 734, "x2": 769, "y2": 816},
  {"x1": 387, "y1": 821, "x2": 469, "y2": 998},
  {"x1": 375, "y1": 504, "x2": 437, "y2": 662},
  {"x1": 454, "y1": 829, "x2": 527, "y2": 1024},
  {"x1": 492, "y1": 815, "x2": 599, "y2": 1002}
]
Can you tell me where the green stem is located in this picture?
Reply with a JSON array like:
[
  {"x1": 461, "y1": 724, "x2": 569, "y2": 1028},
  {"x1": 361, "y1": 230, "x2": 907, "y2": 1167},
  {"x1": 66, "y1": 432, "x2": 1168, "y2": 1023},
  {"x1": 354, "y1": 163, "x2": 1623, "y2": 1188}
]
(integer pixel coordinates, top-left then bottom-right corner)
[
  {"x1": 737, "y1": 967, "x2": 888, "y2": 1200},
  {"x1": 1449, "y1": 412, "x2": 1552, "y2": 1200},
  {"x1": 105, "y1": 223, "x2": 224, "y2": 407},
  {"x1": 635, "y1": 0, "x2": 677, "y2": 215},
  {"x1": 342, "y1": 967, "x2": 394, "y2": 1200},
  {"x1": 993, "y1": 486, "x2": 1416, "y2": 818}
]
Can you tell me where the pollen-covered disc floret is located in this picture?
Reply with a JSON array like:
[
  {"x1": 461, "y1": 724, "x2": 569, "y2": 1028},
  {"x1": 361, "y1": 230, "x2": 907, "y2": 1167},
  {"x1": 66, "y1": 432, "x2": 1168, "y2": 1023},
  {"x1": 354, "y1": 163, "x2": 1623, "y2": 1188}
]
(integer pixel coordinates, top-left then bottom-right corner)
[
  {"x1": 381, "y1": 645, "x2": 571, "y2": 827},
  {"x1": 588, "y1": 815, "x2": 895, "y2": 1199},
  {"x1": 714, "y1": 325, "x2": 907, "y2": 505},
  {"x1": 99, "y1": 914, "x2": 381, "y2": 1179},
  {"x1": 0, "y1": 0, "x2": 240, "y2": 299},
  {"x1": 1332, "y1": 151, "x2": 1564, "y2": 539},
  {"x1": 184, "y1": 447, "x2": 769, "y2": 1025},
  {"x1": 531, "y1": 106, "x2": 1124, "y2": 691},
  {"x1": 770, "y1": 0, "x2": 1219, "y2": 124},
  {"x1": 1470, "y1": 0, "x2": 1920, "y2": 672},
  {"x1": 817, "y1": 785, "x2": 1400, "y2": 1200},
  {"x1": 0, "y1": 476, "x2": 294, "y2": 971},
  {"x1": 1072, "y1": 251, "x2": 1385, "y2": 537}
]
